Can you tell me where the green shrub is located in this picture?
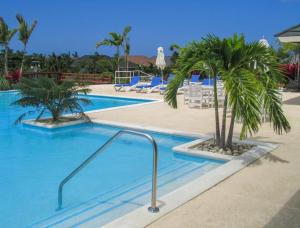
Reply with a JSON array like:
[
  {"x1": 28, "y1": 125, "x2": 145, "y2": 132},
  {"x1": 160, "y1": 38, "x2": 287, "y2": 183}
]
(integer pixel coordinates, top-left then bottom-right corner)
[{"x1": 0, "y1": 76, "x2": 11, "y2": 91}]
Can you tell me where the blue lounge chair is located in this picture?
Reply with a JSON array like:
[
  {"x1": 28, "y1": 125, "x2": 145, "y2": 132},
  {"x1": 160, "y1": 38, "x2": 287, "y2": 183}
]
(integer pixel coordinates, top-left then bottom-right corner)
[
  {"x1": 190, "y1": 75, "x2": 200, "y2": 83},
  {"x1": 136, "y1": 76, "x2": 162, "y2": 93},
  {"x1": 160, "y1": 74, "x2": 175, "y2": 94},
  {"x1": 114, "y1": 75, "x2": 140, "y2": 91},
  {"x1": 202, "y1": 79, "x2": 214, "y2": 86},
  {"x1": 162, "y1": 74, "x2": 175, "y2": 84}
]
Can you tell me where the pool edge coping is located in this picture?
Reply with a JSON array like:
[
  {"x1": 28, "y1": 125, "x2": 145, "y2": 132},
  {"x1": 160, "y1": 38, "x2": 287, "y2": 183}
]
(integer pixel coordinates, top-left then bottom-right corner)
[
  {"x1": 101, "y1": 121, "x2": 278, "y2": 228},
  {"x1": 18, "y1": 92, "x2": 162, "y2": 129},
  {"x1": 50, "y1": 119, "x2": 278, "y2": 228},
  {"x1": 84, "y1": 93, "x2": 162, "y2": 115}
]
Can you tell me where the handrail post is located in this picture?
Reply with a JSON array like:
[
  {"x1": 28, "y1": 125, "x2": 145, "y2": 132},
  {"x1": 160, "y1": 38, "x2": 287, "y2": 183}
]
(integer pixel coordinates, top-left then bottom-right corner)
[
  {"x1": 57, "y1": 129, "x2": 159, "y2": 213},
  {"x1": 148, "y1": 138, "x2": 159, "y2": 213}
]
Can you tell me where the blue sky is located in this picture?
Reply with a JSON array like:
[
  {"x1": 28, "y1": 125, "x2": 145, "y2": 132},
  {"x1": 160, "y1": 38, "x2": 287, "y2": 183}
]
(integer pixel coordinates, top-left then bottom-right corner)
[{"x1": 1, "y1": 0, "x2": 300, "y2": 56}]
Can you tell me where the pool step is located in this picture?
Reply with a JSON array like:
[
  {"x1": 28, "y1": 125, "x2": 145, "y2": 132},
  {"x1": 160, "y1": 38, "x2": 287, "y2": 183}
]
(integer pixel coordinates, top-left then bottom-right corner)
[{"x1": 32, "y1": 161, "x2": 209, "y2": 227}]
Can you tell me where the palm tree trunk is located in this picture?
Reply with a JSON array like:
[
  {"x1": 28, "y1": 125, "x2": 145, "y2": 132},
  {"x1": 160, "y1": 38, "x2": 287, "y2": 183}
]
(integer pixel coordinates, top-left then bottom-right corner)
[
  {"x1": 51, "y1": 110, "x2": 60, "y2": 122},
  {"x1": 126, "y1": 54, "x2": 128, "y2": 71},
  {"x1": 220, "y1": 95, "x2": 228, "y2": 148},
  {"x1": 4, "y1": 45, "x2": 9, "y2": 77},
  {"x1": 213, "y1": 75, "x2": 220, "y2": 145},
  {"x1": 116, "y1": 46, "x2": 120, "y2": 72},
  {"x1": 20, "y1": 45, "x2": 27, "y2": 75},
  {"x1": 124, "y1": 53, "x2": 127, "y2": 71},
  {"x1": 226, "y1": 105, "x2": 236, "y2": 148},
  {"x1": 20, "y1": 45, "x2": 26, "y2": 75}
]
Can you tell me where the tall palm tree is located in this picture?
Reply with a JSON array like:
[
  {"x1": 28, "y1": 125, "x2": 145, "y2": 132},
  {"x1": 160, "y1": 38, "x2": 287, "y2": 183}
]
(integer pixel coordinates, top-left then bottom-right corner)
[
  {"x1": 0, "y1": 17, "x2": 17, "y2": 77},
  {"x1": 122, "y1": 26, "x2": 131, "y2": 71},
  {"x1": 96, "y1": 32, "x2": 123, "y2": 71},
  {"x1": 165, "y1": 34, "x2": 290, "y2": 149},
  {"x1": 169, "y1": 44, "x2": 180, "y2": 65},
  {"x1": 16, "y1": 14, "x2": 37, "y2": 75}
]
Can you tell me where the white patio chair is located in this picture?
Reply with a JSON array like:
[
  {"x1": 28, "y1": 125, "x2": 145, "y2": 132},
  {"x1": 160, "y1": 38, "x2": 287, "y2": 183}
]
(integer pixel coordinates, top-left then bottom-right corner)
[{"x1": 188, "y1": 84, "x2": 212, "y2": 108}]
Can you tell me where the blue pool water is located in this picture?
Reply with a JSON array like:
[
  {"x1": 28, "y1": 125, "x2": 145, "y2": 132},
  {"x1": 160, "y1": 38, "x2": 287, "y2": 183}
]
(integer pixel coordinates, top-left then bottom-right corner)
[{"x1": 0, "y1": 92, "x2": 226, "y2": 227}]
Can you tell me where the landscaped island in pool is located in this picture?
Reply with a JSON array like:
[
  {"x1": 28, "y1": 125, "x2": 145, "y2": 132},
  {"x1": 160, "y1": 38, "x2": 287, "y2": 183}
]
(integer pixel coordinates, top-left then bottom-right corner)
[{"x1": 0, "y1": 91, "x2": 226, "y2": 227}]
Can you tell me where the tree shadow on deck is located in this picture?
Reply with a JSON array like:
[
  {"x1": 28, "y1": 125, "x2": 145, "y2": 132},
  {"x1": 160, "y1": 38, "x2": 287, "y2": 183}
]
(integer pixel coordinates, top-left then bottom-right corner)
[
  {"x1": 242, "y1": 152, "x2": 290, "y2": 167},
  {"x1": 263, "y1": 189, "x2": 300, "y2": 228},
  {"x1": 248, "y1": 153, "x2": 290, "y2": 167}
]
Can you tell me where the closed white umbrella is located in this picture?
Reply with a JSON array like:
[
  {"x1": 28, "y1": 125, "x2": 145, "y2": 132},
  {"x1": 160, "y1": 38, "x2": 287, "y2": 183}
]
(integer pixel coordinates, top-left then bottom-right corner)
[
  {"x1": 259, "y1": 36, "x2": 270, "y2": 48},
  {"x1": 254, "y1": 37, "x2": 270, "y2": 71},
  {"x1": 156, "y1": 47, "x2": 166, "y2": 83}
]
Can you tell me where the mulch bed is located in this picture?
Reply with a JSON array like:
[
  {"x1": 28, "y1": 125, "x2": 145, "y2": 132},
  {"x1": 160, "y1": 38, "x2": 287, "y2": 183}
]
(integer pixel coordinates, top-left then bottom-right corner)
[{"x1": 190, "y1": 139, "x2": 255, "y2": 156}]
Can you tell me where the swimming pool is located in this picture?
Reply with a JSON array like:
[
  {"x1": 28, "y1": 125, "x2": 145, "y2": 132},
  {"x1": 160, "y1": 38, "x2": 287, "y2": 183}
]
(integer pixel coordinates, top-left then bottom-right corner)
[{"x1": 0, "y1": 91, "x2": 226, "y2": 227}]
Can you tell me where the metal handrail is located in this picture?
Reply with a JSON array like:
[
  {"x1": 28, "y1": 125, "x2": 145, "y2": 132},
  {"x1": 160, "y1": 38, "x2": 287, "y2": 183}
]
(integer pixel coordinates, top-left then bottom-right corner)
[
  {"x1": 133, "y1": 70, "x2": 154, "y2": 78},
  {"x1": 57, "y1": 129, "x2": 159, "y2": 213},
  {"x1": 114, "y1": 70, "x2": 154, "y2": 84}
]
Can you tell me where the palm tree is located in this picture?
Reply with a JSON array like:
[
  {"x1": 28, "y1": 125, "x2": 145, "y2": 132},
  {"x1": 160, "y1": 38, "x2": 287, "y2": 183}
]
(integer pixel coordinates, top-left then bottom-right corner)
[
  {"x1": 0, "y1": 17, "x2": 17, "y2": 77},
  {"x1": 169, "y1": 44, "x2": 180, "y2": 65},
  {"x1": 96, "y1": 32, "x2": 123, "y2": 71},
  {"x1": 16, "y1": 14, "x2": 37, "y2": 75},
  {"x1": 122, "y1": 26, "x2": 132, "y2": 71},
  {"x1": 13, "y1": 77, "x2": 91, "y2": 123},
  {"x1": 165, "y1": 34, "x2": 290, "y2": 149}
]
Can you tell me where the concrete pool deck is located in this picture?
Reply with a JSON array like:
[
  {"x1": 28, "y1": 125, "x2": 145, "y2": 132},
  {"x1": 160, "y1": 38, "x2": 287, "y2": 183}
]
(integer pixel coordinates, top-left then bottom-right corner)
[{"x1": 88, "y1": 84, "x2": 300, "y2": 228}]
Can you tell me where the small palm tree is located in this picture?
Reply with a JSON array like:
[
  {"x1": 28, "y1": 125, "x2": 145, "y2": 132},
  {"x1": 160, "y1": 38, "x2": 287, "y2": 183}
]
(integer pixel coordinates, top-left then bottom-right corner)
[
  {"x1": 16, "y1": 14, "x2": 38, "y2": 75},
  {"x1": 0, "y1": 17, "x2": 17, "y2": 77},
  {"x1": 96, "y1": 32, "x2": 123, "y2": 71},
  {"x1": 165, "y1": 34, "x2": 291, "y2": 149},
  {"x1": 13, "y1": 77, "x2": 92, "y2": 123}
]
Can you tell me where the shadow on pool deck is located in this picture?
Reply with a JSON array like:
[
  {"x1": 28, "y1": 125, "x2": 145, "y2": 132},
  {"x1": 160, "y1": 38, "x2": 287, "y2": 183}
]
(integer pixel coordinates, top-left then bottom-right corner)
[
  {"x1": 244, "y1": 153, "x2": 290, "y2": 168},
  {"x1": 263, "y1": 189, "x2": 300, "y2": 228},
  {"x1": 283, "y1": 96, "x2": 300, "y2": 105}
]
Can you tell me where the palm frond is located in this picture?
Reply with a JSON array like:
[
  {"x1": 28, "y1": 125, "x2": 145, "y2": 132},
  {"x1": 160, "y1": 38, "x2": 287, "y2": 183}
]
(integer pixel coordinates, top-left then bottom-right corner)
[{"x1": 164, "y1": 72, "x2": 186, "y2": 108}]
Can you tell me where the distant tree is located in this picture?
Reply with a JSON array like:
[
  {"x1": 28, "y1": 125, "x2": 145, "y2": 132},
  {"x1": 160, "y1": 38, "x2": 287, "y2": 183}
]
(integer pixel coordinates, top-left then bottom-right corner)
[
  {"x1": 139, "y1": 62, "x2": 160, "y2": 75},
  {"x1": 9, "y1": 49, "x2": 23, "y2": 71},
  {"x1": 276, "y1": 41, "x2": 300, "y2": 87},
  {"x1": 28, "y1": 53, "x2": 47, "y2": 71},
  {"x1": 45, "y1": 52, "x2": 73, "y2": 72},
  {"x1": 0, "y1": 17, "x2": 17, "y2": 77},
  {"x1": 16, "y1": 14, "x2": 37, "y2": 74},
  {"x1": 277, "y1": 41, "x2": 300, "y2": 64},
  {"x1": 72, "y1": 51, "x2": 79, "y2": 58}
]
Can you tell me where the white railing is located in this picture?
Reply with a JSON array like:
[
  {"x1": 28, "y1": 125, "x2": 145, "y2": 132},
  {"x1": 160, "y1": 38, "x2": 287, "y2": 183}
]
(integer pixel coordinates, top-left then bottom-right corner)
[{"x1": 114, "y1": 70, "x2": 154, "y2": 84}]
